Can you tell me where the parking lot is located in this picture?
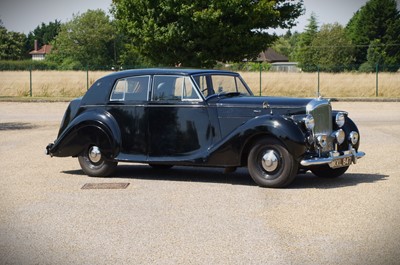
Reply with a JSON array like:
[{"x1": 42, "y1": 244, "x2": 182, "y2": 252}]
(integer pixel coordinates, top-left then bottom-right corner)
[{"x1": 1, "y1": 101, "x2": 399, "y2": 265}]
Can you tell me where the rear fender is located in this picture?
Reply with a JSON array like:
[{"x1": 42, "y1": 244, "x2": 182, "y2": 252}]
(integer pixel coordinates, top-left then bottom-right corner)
[{"x1": 48, "y1": 109, "x2": 121, "y2": 158}]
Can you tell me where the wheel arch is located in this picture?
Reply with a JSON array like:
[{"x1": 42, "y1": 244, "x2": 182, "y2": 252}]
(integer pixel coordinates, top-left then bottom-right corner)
[
  {"x1": 48, "y1": 109, "x2": 121, "y2": 158},
  {"x1": 239, "y1": 116, "x2": 308, "y2": 167},
  {"x1": 240, "y1": 133, "x2": 279, "y2": 166},
  {"x1": 75, "y1": 123, "x2": 119, "y2": 158}
]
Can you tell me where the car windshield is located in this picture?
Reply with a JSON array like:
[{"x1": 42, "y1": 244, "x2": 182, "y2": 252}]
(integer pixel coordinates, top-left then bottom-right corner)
[{"x1": 192, "y1": 74, "x2": 252, "y2": 98}]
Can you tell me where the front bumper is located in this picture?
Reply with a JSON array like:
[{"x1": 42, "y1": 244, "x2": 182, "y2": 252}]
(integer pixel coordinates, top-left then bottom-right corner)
[{"x1": 300, "y1": 148, "x2": 365, "y2": 168}]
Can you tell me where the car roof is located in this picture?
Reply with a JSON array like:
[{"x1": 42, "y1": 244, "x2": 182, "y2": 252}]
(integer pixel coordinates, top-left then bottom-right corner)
[
  {"x1": 82, "y1": 68, "x2": 240, "y2": 105},
  {"x1": 103, "y1": 68, "x2": 238, "y2": 79}
]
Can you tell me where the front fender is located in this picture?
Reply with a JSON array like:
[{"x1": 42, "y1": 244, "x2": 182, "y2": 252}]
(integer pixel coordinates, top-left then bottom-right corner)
[
  {"x1": 207, "y1": 114, "x2": 307, "y2": 166},
  {"x1": 340, "y1": 115, "x2": 361, "y2": 151},
  {"x1": 47, "y1": 109, "x2": 121, "y2": 158}
]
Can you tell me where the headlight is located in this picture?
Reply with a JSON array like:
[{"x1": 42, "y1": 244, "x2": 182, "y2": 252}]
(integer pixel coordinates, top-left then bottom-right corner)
[
  {"x1": 335, "y1": 112, "x2": 345, "y2": 128},
  {"x1": 304, "y1": 114, "x2": 315, "y2": 130},
  {"x1": 334, "y1": 129, "x2": 345, "y2": 145},
  {"x1": 349, "y1": 131, "x2": 359, "y2": 146}
]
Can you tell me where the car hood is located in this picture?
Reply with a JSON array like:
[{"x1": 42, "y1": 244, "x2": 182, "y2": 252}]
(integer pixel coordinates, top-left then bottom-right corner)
[{"x1": 212, "y1": 95, "x2": 312, "y2": 116}]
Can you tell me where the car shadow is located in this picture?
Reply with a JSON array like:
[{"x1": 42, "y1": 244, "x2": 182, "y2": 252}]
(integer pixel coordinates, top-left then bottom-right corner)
[
  {"x1": 63, "y1": 164, "x2": 388, "y2": 189},
  {"x1": 289, "y1": 172, "x2": 388, "y2": 189},
  {"x1": 0, "y1": 122, "x2": 38, "y2": 131},
  {"x1": 63, "y1": 165, "x2": 256, "y2": 186}
]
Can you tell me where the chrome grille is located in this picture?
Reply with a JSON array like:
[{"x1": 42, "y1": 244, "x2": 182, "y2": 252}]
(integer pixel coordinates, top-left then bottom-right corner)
[{"x1": 306, "y1": 99, "x2": 333, "y2": 153}]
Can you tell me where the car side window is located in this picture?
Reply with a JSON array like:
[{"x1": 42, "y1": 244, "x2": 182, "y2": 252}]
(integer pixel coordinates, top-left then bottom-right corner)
[
  {"x1": 110, "y1": 79, "x2": 126, "y2": 101},
  {"x1": 110, "y1": 76, "x2": 150, "y2": 101},
  {"x1": 152, "y1": 75, "x2": 201, "y2": 101},
  {"x1": 212, "y1": 75, "x2": 236, "y2": 93}
]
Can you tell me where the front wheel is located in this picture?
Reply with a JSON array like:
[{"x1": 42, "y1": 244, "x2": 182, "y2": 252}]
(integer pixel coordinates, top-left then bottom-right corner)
[
  {"x1": 248, "y1": 138, "x2": 298, "y2": 188},
  {"x1": 311, "y1": 165, "x2": 349, "y2": 178},
  {"x1": 78, "y1": 145, "x2": 117, "y2": 177}
]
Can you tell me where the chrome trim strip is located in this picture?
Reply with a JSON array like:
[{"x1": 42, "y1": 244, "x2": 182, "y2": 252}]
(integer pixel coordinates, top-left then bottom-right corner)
[{"x1": 300, "y1": 149, "x2": 365, "y2": 167}]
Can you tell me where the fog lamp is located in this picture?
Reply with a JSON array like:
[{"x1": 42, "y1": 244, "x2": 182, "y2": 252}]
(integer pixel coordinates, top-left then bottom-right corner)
[
  {"x1": 349, "y1": 131, "x2": 359, "y2": 146},
  {"x1": 336, "y1": 112, "x2": 345, "y2": 128},
  {"x1": 304, "y1": 114, "x2": 315, "y2": 130},
  {"x1": 317, "y1": 135, "x2": 327, "y2": 148},
  {"x1": 334, "y1": 129, "x2": 345, "y2": 145}
]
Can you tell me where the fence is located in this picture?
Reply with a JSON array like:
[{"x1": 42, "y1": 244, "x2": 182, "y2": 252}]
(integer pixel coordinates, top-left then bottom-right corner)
[
  {"x1": 0, "y1": 65, "x2": 399, "y2": 98},
  {"x1": 0, "y1": 69, "x2": 112, "y2": 98}
]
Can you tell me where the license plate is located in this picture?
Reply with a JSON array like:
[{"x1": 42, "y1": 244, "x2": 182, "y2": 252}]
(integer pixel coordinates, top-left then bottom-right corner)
[{"x1": 329, "y1": 156, "x2": 352, "y2": 169}]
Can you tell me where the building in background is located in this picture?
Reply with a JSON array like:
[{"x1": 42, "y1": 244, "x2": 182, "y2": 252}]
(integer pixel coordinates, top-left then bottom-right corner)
[
  {"x1": 257, "y1": 48, "x2": 299, "y2": 72},
  {"x1": 29, "y1": 40, "x2": 52, "y2": 60}
]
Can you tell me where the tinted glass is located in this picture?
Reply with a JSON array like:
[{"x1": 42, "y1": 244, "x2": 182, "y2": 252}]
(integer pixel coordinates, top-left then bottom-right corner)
[{"x1": 152, "y1": 75, "x2": 201, "y2": 101}]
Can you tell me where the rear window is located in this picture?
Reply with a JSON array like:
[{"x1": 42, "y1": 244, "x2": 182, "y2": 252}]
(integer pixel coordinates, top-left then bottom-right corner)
[{"x1": 110, "y1": 75, "x2": 150, "y2": 101}]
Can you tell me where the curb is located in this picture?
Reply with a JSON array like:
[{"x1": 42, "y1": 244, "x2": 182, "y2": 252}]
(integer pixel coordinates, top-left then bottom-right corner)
[
  {"x1": 0, "y1": 97, "x2": 73, "y2": 103},
  {"x1": 331, "y1": 97, "x2": 400, "y2": 102}
]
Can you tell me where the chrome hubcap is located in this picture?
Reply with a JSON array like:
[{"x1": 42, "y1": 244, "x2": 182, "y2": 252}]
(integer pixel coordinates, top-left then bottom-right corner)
[
  {"x1": 88, "y1": 146, "x2": 102, "y2": 163},
  {"x1": 261, "y1": 150, "x2": 279, "y2": 172}
]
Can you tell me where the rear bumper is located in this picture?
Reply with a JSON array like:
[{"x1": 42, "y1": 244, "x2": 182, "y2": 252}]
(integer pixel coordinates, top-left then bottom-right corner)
[
  {"x1": 300, "y1": 148, "x2": 365, "y2": 167},
  {"x1": 45, "y1": 143, "x2": 54, "y2": 156}
]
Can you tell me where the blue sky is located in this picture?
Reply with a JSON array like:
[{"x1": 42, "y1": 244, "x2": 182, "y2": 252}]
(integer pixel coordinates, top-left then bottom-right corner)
[{"x1": 0, "y1": 0, "x2": 371, "y2": 34}]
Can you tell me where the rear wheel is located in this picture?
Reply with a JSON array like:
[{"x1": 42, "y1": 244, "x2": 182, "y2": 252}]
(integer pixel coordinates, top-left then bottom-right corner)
[
  {"x1": 248, "y1": 138, "x2": 298, "y2": 188},
  {"x1": 78, "y1": 145, "x2": 117, "y2": 177}
]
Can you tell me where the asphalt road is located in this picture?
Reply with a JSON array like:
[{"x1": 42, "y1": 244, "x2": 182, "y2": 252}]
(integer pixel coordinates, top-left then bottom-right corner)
[{"x1": 0, "y1": 101, "x2": 399, "y2": 265}]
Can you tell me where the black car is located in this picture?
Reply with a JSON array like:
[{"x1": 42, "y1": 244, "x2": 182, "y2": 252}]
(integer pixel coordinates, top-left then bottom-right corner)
[{"x1": 46, "y1": 68, "x2": 365, "y2": 188}]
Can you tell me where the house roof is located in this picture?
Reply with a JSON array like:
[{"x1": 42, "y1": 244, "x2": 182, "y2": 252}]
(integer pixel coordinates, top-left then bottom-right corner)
[
  {"x1": 29, "y1": 44, "x2": 52, "y2": 55},
  {"x1": 256, "y1": 48, "x2": 288, "y2": 63}
]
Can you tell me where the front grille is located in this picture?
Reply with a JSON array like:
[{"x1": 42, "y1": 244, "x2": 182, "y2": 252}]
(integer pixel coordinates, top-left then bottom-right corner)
[{"x1": 307, "y1": 99, "x2": 333, "y2": 153}]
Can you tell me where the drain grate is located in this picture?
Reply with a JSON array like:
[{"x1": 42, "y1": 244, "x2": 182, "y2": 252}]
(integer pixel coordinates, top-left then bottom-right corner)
[{"x1": 81, "y1": 183, "x2": 130, "y2": 190}]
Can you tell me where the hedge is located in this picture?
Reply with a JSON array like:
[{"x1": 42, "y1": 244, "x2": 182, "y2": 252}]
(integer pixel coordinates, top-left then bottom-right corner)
[{"x1": 0, "y1": 60, "x2": 58, "y2": 71}]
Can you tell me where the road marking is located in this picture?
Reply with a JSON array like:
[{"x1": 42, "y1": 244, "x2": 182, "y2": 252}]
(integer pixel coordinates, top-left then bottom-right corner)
[{"x1": 81, "y1": 183, "x2": 130, "y2": 189}]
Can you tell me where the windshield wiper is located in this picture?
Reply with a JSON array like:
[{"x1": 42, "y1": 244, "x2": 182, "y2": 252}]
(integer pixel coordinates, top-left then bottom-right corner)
[
  {"x1": 217, "y1": 92, "x2": 242, "y2": 97},
  {"x1": 206, "y1": 91, "x2": 244, "y2": 100}
]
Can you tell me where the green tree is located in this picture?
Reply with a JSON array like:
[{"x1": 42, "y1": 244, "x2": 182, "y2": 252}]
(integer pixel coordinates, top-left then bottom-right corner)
[
  {"x1": 293, "y1": 12, "x2": 318, "y2": 71},
  {"x1": 0, "y1": 19, "x2": 27, "y2": 60},
  {"x1": 49, "y1": 9, "x2": 116, "y2": 69},
  {"x1": 382, "y1": 16, "x2": 400, "y2": 70},
  {"x1": 0, "y1": 20, "x2": 7, "y2": 59},
  {"x1": 311, "y1": 23, "x2": 354, "y2": 72},
  {"x1": 112, "y1": 0, "x2": 304, "y2": 67},
  {"x1": 346, "y1": 0, "x2": 400, "y2": 68},
  {"x1": 272, "y1": 30, "x2": 300, "y2": 61},
  {"x1": 272, "y1": 36, "x2": 291, "y2": 58},
  {"x1": 359, "y1": 39, "x2": 386, "y2": 72}
]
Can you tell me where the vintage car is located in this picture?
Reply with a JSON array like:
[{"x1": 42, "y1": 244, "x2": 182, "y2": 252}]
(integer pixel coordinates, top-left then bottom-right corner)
[{"x1": 46, "y1": 68, "x2": 365, "y2": 188}]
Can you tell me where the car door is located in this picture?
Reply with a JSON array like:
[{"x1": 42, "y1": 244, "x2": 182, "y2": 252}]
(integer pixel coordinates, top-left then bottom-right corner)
[
  {"x1": 147, "y1": 75, "x2": 213, "y2": 162},
  {"x1": 107, "y1": 75, "x2": 150, "y2": 159}
]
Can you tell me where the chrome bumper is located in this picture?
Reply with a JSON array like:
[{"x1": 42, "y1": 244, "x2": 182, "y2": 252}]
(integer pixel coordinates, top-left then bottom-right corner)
[{"x1": 300, "y1": 148, "x2": 365, "y2": 167}]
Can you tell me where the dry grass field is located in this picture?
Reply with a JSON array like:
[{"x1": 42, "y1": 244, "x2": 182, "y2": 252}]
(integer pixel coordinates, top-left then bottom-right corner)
[
  {"x1": 0, "y1": 71, "x2": 112, "y2": 98},
  {"x1": 0, "y1": 70, "x2": 399, "y2": 98},
  {"x1": 241, "y1": 71, "x2": 400, "y2": 98}
]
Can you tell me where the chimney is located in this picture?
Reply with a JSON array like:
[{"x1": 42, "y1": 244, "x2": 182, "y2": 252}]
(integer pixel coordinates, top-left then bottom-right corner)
[{"x1": 34, "y1": 40, "x2": 38, "y2": 51}]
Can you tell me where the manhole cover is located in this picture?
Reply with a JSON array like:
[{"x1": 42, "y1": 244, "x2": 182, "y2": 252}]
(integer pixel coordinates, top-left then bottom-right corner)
[{"x1": 81, "y1": 183, "x2": 130, "y2": 189}]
